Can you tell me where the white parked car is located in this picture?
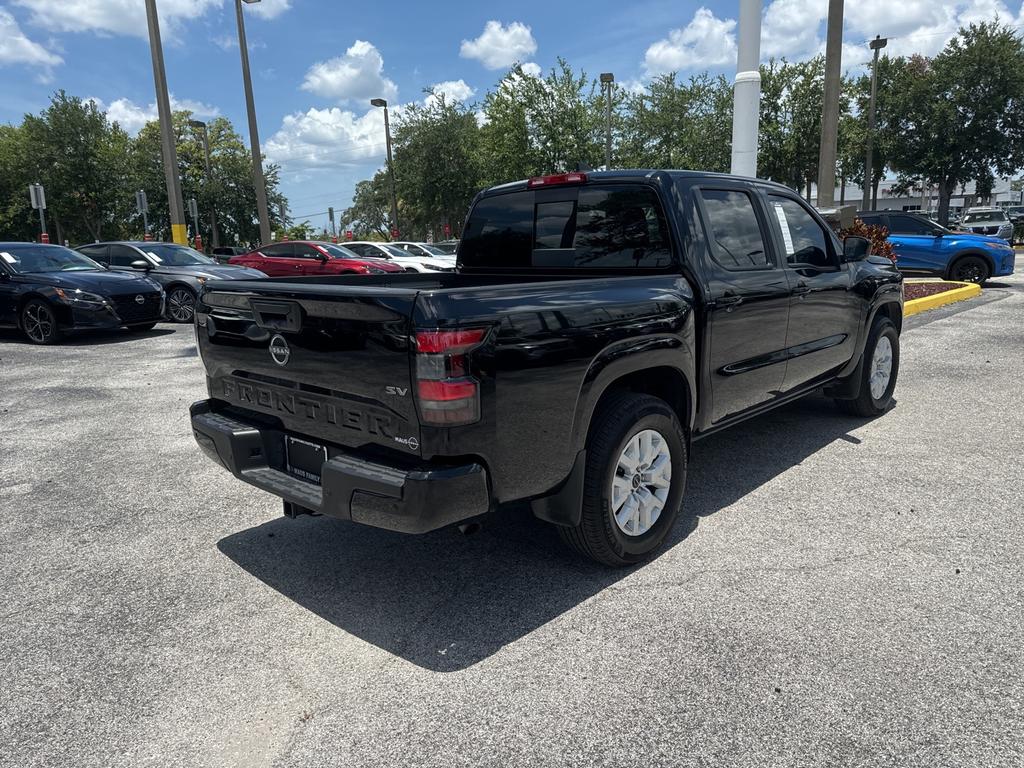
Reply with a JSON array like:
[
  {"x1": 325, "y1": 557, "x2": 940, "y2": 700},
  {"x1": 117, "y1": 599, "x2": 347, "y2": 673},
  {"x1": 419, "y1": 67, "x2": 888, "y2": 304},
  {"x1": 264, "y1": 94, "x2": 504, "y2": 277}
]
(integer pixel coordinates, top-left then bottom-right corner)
[
  {"x1": 344, "y1": 241, "x2": 455, "y2": 272},
  {"x1": 392, "y1": 241, "x2": 458, "y2": 266},
  {"x1": 960, "y1": 207, "x2": 1014, "y2": 242}
]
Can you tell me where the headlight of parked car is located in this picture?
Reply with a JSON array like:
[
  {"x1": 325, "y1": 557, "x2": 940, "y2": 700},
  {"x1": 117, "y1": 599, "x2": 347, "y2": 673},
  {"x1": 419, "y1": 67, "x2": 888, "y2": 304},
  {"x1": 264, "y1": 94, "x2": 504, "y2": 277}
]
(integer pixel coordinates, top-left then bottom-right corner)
[
  {"x1": 54, "y1": 287, "x2": 108, "y2": 307},
  {"x1": 982, "y1": 241, "x2": 1012, "y2": 250},
  {"x1": 366, "y1": 266, "x2": 387, "y2": 274}
]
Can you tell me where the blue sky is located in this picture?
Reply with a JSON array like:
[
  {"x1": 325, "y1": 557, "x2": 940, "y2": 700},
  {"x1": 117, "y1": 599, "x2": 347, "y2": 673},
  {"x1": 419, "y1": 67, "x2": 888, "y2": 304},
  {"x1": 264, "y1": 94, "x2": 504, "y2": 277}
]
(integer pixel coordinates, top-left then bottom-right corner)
[{"x1": 1, "y1": 0, "x2": 1022, "y2": 233}]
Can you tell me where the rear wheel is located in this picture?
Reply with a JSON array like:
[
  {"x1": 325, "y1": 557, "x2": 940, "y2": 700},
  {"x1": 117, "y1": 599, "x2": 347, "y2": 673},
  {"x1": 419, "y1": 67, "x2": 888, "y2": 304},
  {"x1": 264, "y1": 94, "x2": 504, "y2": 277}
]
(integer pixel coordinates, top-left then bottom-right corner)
[
  {"x1": 166, "y1": 286, "x2": 196, "y2": 323},
  {"x1": 836, "y1": 317, "x2": 899, "y2": 417},
  {"x1": 948, "y1": 255, "x2": 990, "y2": 284},
  {"x1": 559, "y1": 392, "x2": 687, "y2": 567},
  {"x1": 21, "y1": 299, "x2": 61, "y2": 345}
]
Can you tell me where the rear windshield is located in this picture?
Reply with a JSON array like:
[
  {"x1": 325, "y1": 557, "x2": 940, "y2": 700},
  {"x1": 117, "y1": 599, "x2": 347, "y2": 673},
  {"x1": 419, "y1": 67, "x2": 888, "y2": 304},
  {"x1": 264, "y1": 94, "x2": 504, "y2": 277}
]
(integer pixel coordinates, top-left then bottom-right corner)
[{"x1": 459, "y1": 184, "x2": 674, "y2": 270}]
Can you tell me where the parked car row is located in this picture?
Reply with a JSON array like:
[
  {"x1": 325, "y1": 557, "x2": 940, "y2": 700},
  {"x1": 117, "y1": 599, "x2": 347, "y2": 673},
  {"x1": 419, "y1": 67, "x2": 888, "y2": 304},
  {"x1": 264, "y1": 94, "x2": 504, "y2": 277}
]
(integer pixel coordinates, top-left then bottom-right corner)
[{"x1": 858, "y1": 210, "x2": 1015, "y2": 284}]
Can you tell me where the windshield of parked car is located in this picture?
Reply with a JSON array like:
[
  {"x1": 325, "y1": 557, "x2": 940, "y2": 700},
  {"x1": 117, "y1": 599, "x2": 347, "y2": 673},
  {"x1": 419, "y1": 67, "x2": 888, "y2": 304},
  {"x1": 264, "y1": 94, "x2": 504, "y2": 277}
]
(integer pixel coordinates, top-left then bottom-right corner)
[
  {"x1": 143, "y1": 244, "x2": 217, "y2": 266},
  {"x1": 962, "y1": 210, "x2": 1007, "y2": 223},
  {"x1": 0, "y1": 245, "x2": 103, "y2": 274},
  {"x1": 316, "y1": 243, "x2": 361, "y2": 259}
]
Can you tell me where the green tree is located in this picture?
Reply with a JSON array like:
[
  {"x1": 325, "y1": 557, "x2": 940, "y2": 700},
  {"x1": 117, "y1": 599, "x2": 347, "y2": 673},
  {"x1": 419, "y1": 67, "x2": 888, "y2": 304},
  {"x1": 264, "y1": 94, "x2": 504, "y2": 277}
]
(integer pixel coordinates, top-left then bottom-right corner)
[
  {"x1": 757, "y1": 57, "x2": 825, "y2": 196},
  {"x1": 341, "y1": 172, "x2": 391, "y2": 238},
  {"x1": 393, "y1": 92, "x2": 482, "y2": 240},
  {"x1": 888, "y1": 22, "x2": 1024, "y2": 224}
]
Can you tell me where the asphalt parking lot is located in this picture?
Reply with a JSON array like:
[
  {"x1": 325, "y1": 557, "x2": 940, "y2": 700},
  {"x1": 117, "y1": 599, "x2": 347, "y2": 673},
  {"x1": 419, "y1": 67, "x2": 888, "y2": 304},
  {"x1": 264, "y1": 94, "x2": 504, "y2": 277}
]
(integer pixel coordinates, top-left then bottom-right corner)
[{"x1": 2, "y1": 275, "x2": 1023, "y2": 768}]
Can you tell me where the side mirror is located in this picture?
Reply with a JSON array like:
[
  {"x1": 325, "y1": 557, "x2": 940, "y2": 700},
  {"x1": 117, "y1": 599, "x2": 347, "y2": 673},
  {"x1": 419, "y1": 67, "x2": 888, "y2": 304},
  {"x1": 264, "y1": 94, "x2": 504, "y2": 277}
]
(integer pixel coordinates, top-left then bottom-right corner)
[
  {"x1": 130, "y1": 260, "x2": 151, "y2": 270},
  {"x1": 842, "y1": 236, "x2": 871, "y2": 262}
]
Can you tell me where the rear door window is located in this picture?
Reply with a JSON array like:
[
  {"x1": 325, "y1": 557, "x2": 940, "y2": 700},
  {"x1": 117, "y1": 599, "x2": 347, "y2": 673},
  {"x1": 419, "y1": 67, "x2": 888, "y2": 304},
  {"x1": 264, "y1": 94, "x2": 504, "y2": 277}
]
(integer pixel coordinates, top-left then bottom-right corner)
[
  {"x1": 78, "y1": 244, "x2": 109, "y2": 265},
  {"x1": 460, "y1": 184, "x2": 673, "y2": 270},
  {"x1": 888, "y1": 215, "x2": 934, "y2": 235},
  {"x1": 110, "y1": 244, "x2": 142, "y2": 267},
  {"x1": 698, "y1": 189, "x2": 771, "y2": 270},
  {"x1": 261, "y1": 244, "x2": 294, "y2": 258}
]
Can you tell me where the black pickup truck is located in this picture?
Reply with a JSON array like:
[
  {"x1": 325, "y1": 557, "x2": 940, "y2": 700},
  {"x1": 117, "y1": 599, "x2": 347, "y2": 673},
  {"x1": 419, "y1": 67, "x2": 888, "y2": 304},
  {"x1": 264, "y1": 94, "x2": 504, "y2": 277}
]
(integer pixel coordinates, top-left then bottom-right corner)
[{"x1": 190, "y1": 170, "x2": 903, "y2": 566}]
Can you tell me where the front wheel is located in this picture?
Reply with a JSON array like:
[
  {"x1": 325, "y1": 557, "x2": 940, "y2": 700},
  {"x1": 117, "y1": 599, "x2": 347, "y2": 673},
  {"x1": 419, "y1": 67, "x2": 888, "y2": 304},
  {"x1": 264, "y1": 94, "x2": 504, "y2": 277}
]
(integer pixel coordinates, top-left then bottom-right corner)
[
  {"x1": 948, "y1": 255, "x2": 990, "y2": 284},
  {"x1": 836, "y1": 317, "x2": 899, "y2": 417},
  {"x1": 559, "y1": 392, "x2": 688, "y2": 567},
  {"x1": 21, "y1": 299, "x2": 62, "y2": 344},
  {"x1": 165, "y1": 286, "x2": 196, "y2": 323}
]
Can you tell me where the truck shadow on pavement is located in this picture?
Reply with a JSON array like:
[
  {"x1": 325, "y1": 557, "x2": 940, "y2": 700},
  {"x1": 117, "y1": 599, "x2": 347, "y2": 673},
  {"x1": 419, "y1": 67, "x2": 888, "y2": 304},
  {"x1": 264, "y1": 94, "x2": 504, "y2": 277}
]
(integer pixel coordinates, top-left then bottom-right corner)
[
  {"x1": 0, "y1": 327, "x2": 176, "y2": 346},
  {"x1": 218, "y1": 394, "x2": 867, "y2": 673}
]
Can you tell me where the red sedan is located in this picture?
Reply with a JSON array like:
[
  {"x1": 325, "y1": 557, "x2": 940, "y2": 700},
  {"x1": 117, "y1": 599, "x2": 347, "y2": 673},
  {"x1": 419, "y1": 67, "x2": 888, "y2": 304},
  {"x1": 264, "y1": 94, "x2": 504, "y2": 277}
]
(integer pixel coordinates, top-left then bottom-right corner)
[{"x1": 229, "y1": 241, "x2": 403, "y2": 277}]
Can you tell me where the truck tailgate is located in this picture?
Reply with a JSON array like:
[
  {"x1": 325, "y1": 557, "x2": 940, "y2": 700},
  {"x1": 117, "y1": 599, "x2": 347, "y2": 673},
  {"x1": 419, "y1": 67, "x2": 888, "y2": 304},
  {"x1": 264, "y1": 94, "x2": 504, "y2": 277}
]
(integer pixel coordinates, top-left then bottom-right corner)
[{"x1": 196, "y1": 280, "x2": 421, "y2": 456}]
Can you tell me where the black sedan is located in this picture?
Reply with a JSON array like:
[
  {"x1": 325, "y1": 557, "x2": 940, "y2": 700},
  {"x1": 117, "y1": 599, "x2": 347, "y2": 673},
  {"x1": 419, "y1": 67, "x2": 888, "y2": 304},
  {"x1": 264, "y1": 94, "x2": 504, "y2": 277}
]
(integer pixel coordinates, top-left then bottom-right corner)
[
  {"x1": 76, "y1": 241, "x2": 265, "y2": 323},
  {"x1": 0, "y1": 243, "x2": 165, "y2": 344}
]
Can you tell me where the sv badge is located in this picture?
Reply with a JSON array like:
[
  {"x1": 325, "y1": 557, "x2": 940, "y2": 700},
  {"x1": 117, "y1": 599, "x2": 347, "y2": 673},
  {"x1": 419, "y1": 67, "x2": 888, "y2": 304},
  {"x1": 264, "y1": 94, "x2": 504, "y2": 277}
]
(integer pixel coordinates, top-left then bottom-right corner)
[{"x1": 385, "y1": 386, "x2": 409, "y2": 397}]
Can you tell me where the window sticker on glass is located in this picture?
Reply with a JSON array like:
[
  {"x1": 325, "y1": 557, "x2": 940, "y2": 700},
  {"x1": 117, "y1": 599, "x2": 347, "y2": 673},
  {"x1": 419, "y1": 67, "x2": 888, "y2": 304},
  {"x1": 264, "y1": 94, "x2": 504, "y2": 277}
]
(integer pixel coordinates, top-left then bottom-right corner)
[
  {"x1": 772, "y1": 202, "x2": 796, "y2": 255},
  {"x1": 147, "y1": 252, "x2": 163, "y2": 263},
  {"x1": 1, "y1": 252, "x2": 16, "y2": 264}
]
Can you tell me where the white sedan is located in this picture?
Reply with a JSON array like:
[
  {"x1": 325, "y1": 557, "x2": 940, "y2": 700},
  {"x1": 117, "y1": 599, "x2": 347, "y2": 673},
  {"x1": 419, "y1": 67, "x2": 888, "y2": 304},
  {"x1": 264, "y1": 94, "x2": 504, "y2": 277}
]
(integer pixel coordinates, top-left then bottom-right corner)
[{"x1": 345, "y1": 241, "x2": 454, "y2": 273}]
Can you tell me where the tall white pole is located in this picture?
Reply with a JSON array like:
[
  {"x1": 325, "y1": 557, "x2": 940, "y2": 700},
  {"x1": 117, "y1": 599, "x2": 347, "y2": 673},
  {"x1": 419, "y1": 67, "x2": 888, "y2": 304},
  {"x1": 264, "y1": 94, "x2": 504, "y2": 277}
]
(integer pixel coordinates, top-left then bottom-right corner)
[
  {"x1": 730, "y1": 0, "x2": 762, "y2": 177},
  {"x1": 816, "y1": 0, "x2": 844, "y2": 208}
]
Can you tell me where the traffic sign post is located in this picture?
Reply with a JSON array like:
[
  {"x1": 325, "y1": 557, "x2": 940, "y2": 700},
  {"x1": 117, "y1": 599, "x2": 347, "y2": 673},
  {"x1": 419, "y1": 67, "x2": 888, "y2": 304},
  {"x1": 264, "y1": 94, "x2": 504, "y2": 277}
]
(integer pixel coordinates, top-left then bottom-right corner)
[
  {"x1": 328, "y1": 206, "x2": 336, "y2": 238},
  {"x1": 136, "y1": 190, "x2": 149, "y2": 238},
  {"x1": 188, "y1": 197, "x2": 201, "y2": 251},
  {"x1": 29, "y1": 183, "x2": 46, "y2": 242},
  {"x1": 345, "y1": 230, "x2": 353, "y2": 240}
]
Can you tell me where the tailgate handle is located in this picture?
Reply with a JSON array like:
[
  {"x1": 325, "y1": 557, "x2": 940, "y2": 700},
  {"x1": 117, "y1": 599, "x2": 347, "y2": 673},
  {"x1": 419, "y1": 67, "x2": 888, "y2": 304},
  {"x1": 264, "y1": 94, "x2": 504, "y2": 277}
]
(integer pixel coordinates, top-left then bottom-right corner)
[{"x1": 250, "y1": 300, "x2": 302, "y2": 332}]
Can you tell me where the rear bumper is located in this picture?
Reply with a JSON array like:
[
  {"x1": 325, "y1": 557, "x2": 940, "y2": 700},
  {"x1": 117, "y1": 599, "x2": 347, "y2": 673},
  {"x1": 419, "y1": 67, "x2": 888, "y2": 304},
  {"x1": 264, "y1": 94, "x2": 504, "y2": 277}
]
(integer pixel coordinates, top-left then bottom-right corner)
[{"x1": 190, "y1": 399, "x2": 491, "y2": 534}]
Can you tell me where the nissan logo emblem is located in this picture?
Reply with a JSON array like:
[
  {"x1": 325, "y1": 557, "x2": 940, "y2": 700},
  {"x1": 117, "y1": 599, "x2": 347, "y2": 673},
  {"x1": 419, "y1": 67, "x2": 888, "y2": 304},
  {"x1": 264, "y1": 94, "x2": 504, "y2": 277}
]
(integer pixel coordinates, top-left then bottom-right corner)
[
  {"x1": 134, "y1": 294, "x2": 145, "y2": 305},
  {"x1": 269, "y1": 334, "x2": 290, "y2": 366}
]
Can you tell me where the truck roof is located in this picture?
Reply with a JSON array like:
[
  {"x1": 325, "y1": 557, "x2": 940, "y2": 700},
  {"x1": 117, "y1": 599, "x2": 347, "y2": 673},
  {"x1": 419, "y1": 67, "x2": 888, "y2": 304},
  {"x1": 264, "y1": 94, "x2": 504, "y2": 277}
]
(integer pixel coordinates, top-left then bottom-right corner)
[{"x1": 480, "y1": 169, "x2": 798, "y2": 198}]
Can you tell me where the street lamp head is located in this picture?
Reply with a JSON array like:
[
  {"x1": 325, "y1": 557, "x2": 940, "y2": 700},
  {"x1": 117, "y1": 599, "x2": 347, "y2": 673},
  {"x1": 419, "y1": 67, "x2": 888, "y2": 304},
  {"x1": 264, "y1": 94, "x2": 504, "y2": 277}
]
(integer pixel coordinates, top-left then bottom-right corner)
[
  {"x1": 370, "y1": 98, "x2": 388, "y2": 108},
  {"x1": 600, "y1": 72, "x2": 615, "y2": 84},
  {"x1": 869, "y1": 35, "x2": 888, "y2": 50},
  {"x1": 241, "y1": 0, "x2": 261, "y2": 4},
  {"x1": 188, "y1": 119, "x2": 207, "y2": 130}
]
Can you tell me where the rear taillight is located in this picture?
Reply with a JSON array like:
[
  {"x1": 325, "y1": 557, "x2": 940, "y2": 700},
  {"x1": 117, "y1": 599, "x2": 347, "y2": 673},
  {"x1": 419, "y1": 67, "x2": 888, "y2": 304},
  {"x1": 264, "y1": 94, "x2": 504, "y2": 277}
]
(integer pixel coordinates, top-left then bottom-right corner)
[
  {"x1": 414, "y1": 328, "x2": 487, "y2": 426},
  {"x1": 527, "y1": 172, "x2": 587, "y2": 188}
]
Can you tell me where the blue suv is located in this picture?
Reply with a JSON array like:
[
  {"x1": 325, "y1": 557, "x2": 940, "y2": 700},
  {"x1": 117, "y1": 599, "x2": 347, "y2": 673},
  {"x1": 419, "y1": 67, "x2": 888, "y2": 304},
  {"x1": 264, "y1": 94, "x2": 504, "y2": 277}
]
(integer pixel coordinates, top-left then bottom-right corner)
[{"x1": 858, "y1": 211, "x2": 1015, "y2": 284}]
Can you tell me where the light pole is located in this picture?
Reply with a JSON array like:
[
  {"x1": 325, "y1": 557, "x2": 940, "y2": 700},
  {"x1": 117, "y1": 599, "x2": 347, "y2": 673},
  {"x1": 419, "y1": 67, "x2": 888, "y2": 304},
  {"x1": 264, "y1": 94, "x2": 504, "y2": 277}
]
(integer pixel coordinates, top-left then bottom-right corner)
[
  {"x1": 371, "y1": 98, "x2": 399, "y2": 238},
  {"x1": 862, "y1": 35, "x2": 888, "y2": 211},
  {"x1": 816, "y1": 0, "x2": 844, "y2": 208},
  {"x1": 235, "y1": 0, "x2": 271, "y2": 245},
  {"x1": 600, "y1": 73, "x2": 614, "y2": 169},
  {"x1": 730, "y1": 0, "x2": 762, "y2": 176},
  {"x1": 144, "y1": 0, "x2": 187, "y2": 245},
  {"x1": 189, "y1": 119, "x2": 220, "y2": 249}
]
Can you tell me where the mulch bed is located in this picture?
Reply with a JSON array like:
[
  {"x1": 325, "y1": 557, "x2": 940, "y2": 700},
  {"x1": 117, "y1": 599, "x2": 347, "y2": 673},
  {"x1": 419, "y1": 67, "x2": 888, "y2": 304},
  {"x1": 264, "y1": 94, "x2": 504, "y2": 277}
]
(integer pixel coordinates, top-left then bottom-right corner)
[{"x1": 904, "y1": 281, "x2": 970, "y2": 301}]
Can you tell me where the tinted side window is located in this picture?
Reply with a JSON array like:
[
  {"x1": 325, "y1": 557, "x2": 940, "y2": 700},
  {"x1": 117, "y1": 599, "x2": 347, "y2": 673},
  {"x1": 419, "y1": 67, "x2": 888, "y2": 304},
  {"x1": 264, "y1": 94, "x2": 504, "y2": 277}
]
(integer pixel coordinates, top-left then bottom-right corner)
[
  {"x1": 769, "y1": 196, "x2": 836, "y2": 268},
  {"x1": 78, "y1": 245, "x2": 109, "y2": 265},
  {"x1": 110, "y1": 244, "x2": 141, "y2": 267},
  {"x1": 262, "y1": 244, "x2": 294, "y2": 258},
  {"x1": 346, "y1": 244, "x2": 374, "y2": 257},
  {"x1": 888, "y1": 215, "x2": 933, "y2": 235},
  {"x1": 460, "y1": 194, "x2": 533, "y2": 267},
  {"x1": 699, "y1": 189, "x2": 770, "y2": 270},
  {"x1": 294, "y1": 243, "x2": 321, "y2": 259}
]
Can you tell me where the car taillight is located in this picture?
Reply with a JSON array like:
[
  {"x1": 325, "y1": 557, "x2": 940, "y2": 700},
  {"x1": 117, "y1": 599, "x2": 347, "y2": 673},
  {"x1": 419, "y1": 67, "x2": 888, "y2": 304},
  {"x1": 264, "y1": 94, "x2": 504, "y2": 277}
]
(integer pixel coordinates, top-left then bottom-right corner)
[
  {"x1": 527, "y1": 172, "x2": 587, "y2": 188},
  {"x1": 414, "y1": 328, "x2": 487, "y2": 426}
]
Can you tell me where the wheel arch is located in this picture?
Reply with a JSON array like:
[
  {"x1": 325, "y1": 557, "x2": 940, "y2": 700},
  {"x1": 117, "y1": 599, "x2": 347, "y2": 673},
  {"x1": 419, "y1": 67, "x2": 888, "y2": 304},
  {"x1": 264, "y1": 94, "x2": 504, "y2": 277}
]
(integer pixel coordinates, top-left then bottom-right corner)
[
  {"x1": 17, "y1": 291, "x2": 71, "y2": 327},
  {"x1": 946, "y1": 249, "x2": 994, "y2": 279}
]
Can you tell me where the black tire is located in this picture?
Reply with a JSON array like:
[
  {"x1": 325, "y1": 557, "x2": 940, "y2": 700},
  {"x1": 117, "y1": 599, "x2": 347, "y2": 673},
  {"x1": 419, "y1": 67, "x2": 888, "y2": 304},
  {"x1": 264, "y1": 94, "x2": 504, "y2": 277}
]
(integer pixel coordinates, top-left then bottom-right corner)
[
  {"x1": 836, "y1": 317, "x2": 899, "y2": 417},
  {"x1": 559, "y1": 392, "x2": 688, "y2": 567},
  {"x1": 128, "y1": 322, "x2": 158, "y2": 332},
  {"x1": 947, "y1": 255, "x2": 990, "y2": 284},
  {"x1": 165, "y1": 286, "x2": 196, "y2": 323},
  {"x1": 20, "y1": 299, "x2": 62, "y2": 345}
]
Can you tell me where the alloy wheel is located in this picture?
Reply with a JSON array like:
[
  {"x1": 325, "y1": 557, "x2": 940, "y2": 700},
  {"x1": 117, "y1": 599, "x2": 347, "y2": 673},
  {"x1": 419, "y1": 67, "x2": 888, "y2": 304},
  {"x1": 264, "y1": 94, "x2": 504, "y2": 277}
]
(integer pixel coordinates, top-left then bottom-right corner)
[
  {"x1": 23, "y1": 302, "x2": 54, "y2": 343},
  {"x1": 869, "y1": 335, "x2": 893, "y2": 400},
  {"x1": 611, "y1": 429, "x2": 672, "y2": 537},
  {"x1": 167, "y1": 288, "x2": 195, "y2": 323}
]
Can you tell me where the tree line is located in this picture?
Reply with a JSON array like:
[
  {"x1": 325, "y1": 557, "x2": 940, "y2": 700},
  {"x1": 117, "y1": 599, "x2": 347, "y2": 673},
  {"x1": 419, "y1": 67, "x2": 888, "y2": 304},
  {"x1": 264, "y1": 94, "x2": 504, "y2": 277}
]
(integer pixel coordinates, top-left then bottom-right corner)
[
  {"x1": 344, "y1": 20, "x2": 1024, "y2": 238},
  {"x1": 0, "y1": 91, "x2": 287, "y2": 246}
]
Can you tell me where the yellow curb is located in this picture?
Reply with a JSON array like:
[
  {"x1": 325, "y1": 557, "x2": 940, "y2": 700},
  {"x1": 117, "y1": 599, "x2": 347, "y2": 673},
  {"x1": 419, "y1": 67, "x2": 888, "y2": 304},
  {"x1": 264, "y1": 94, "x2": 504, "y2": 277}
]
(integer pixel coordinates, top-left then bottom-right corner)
[{"x1": 903, "y1": 280, "x2": 981, "y2": 318}]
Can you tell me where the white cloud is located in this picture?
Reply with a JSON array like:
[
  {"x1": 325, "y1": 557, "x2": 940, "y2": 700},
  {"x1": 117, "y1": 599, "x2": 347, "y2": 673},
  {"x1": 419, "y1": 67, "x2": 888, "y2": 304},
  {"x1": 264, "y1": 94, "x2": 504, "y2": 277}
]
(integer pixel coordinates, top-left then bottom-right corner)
[
  {"x1": 264, "y1": 106, "x2": 388, "y2": 172},
  {"x1": 0, "y1": 7, "x2": 62, "y2": 76},
  {"x1": 425, "y1": 79, "x2": 476, "y2": 106},
  {"x1": 761, "y1": 0, "x2": 827, "y2": 60},
  {"x1": 644, "y1": 7, "x2": 737, "y2": 74},
  {"x1": 301, "y1": 40, "x2": 398, "y2": 104},
  {"x1": 89, "y1": 95, "x2": 220, "y2": 134},
  {"x1": 13, "y1": 0, "x2": 221, "y2": 40},
  {"x1": 520, "y1": 61, "x2": 542, "y2": 77},
  {"x1": 245, "y1": 0, "x2": 290, "y2": 20},
  {"x1": 460, "y1": 20, "x2": 537, "y2": 69}
]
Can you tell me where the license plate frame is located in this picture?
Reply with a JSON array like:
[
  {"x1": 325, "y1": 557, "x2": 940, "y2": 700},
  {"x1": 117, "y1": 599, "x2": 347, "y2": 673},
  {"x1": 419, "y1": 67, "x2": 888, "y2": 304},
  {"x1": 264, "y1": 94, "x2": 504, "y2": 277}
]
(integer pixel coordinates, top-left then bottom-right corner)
[{"x1": 285, "y1": 436, "x2": 328, "y2": 485}]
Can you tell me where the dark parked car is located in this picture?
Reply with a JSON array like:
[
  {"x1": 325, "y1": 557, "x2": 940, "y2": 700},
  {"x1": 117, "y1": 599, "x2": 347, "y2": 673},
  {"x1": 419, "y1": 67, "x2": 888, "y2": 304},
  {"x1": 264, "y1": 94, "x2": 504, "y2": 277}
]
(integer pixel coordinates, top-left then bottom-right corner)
[
  {"x1": 229, "y1": 241, "x2": 403, "y2": 278},
  {"x1": 0, "y1": 242, "x2": 164, "y2": 344},
  {"x1": 190, "y1": 170, "x2": 903, "y2": 566},
  {"x1": 857, "y1": 211, "x2": 1015, "y2": 283},
  {"x1": 76, "y1": 241, "x2": 266, "y2": 323}
]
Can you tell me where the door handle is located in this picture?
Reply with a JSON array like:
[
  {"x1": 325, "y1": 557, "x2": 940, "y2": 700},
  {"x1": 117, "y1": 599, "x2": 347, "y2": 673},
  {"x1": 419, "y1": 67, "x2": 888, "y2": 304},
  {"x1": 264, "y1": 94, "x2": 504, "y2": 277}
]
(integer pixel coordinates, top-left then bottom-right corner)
[
  {"x1": 793, "y1": 282, "x2": 811, "y2": 298},
  {"x1": 718, "y1": 293, "x2": 744, "y2": 311}
]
